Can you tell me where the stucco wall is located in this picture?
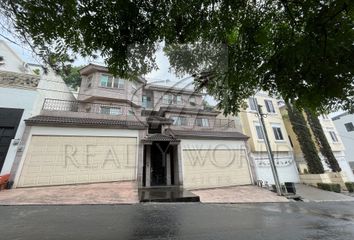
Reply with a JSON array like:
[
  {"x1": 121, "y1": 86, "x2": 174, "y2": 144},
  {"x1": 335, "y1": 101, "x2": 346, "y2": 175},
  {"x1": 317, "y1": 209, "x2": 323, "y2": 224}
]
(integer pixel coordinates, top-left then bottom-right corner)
[
  {"x1": 332, "y1": 113, "x2": 354, "y2": 163},
  {"x1": 0, "y1": 87, "x2": 38, "y2": 174}
]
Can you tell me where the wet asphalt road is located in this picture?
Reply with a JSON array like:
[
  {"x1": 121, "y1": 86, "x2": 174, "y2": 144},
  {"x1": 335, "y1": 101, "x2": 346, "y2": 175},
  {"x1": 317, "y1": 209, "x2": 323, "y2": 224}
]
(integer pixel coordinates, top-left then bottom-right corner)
[{"x1": 1, "y1": 202, "x2": 354, "y2": 240}]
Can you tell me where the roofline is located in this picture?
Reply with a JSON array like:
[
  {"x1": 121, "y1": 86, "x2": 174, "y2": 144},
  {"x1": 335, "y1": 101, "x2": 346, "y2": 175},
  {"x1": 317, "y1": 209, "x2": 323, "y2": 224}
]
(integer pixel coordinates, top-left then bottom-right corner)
[
  {"x1": 79, "y1": 63, "x2": 146, "y2": 83},
  {"x1": 332, "y1": 111, "x2": 349, "y2": 120},
  {"x1": 145, "y1": 83, "x2": 203, "y2": 95}
]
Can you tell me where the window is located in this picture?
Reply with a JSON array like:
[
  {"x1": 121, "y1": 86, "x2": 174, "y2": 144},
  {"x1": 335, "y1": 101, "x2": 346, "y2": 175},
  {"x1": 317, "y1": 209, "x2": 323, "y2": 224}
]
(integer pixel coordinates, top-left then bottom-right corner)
[
  {"x1": 344, "y1": 122, "x2": 354, "y2": 132},
  {"x1": 113, "y1": 78, "x2": 125, "y2": 88},
  {"x1": 195, "y1": 118, "x2": 209, "y2": 127},
  {"x1": 100, "y1": 74, "x2": 124, "y2": 88},
  {"x1": 128, "y1": 110, "x2": 135, "y2": 115},
  {"x1": 100, "y1": 106, "x2": 122, "y2": 115},
  {"x1": 163, "y1": 94, "x2": 173, "y2": 104},
  {"x1": 248, "y1": 97, "x2": 257, "y2": 111},
  {"x1": 171, "y1": 116, "x2": 187, "y2": 126},
  {"x1": 264, "y1": 100, "x2": 276, "y2": 113},
  {"x1": 142, "y1": 95, "x2": 152, "y2": 108},
  {"x1": 329, "y1": 131, "x2": 339, "y2": 142},
  {"x1": 100, "y1": 75, "x2": 110, "y2": 87},
  {"x1": 189, "y1": 96, "x2": 196, "y2": 106},
  {"x1": 254, "y1": 123, "x2": 264, "y2": 140},
  {"x1": 87, "y1": 76, "x2": 92, "y2": 88},
  {"x1": 175, "y1": 95, "x2": 182, "y2": 105},
  {"x1": 272, "y1": 125, "x2": 284, "y2": 140}
]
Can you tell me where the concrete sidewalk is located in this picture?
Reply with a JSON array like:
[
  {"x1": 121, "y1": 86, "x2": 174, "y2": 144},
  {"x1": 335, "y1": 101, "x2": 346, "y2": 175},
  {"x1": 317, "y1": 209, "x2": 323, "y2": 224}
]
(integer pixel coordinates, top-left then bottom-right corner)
[
  {"x1": 296, "y1": 184, "x2": 354, "y2": 202},
  {"x1": 0, "y1": 181, "x2": 139, "y2": 205},
  {"x1": 192, "y1": 185, "x2": 289, "y2": 203}
]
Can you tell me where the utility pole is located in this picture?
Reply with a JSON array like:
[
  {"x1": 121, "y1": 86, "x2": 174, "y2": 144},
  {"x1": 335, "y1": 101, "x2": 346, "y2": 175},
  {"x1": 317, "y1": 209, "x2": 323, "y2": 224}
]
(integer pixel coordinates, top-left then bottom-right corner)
[{"x1": 252, "y1": 97, "x2": 282, "y2": 196}]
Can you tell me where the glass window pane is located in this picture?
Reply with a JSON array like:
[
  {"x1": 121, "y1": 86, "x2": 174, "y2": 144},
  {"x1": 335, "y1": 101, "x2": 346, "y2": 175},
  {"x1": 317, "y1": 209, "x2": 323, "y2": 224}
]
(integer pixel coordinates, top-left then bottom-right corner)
[{"x1": 100, "y1": 75, "x2": 109, "y2": 87}]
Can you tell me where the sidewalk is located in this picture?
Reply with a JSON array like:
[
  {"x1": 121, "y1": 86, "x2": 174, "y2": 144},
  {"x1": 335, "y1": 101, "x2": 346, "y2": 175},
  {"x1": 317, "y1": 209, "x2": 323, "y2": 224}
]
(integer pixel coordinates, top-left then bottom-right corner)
[
  {"x1": 0, "y1": 181, "x2": 139, "y2": 205},
  {"x1": 296, "y1": 184, "x2": 354, "y2": 202},
  {"x1": 192, "y1": 185, "x2": 289, "y2": 203}
]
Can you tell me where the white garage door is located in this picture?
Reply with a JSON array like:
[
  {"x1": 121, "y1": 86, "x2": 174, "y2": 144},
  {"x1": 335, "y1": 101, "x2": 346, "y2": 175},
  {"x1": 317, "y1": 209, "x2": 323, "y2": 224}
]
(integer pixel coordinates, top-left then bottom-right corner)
[
  {"x1": 17, "y1": 135, "x2": 137, "y2": 187},
  {"x1": 183, "y1": 149, "x2": 252, "y2": 189}
]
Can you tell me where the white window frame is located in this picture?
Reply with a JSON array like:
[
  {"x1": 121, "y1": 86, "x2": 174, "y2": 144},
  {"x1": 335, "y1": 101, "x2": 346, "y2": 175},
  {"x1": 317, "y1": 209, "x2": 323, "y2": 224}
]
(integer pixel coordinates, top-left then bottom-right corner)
[
  {"x1": 195, "y1": 118, "x2": 209, "y2": 127},
  {"x1": 100, "y1": 106, "x2": 122, "y2": 115},
  {"x1": 171, "y1": 116, "x2": 187, "y2": 126},
  {"x1": 271, "y1": 124, "x2": 284, "y2": 141},
  {"x1": 175, "y1": 95, "x2": 182, "y2": 105},
  {"x1": 264, "y1": 99, "x2": 276, "y2": 113},
  {"x1": 100, "y1": 74, "x2": 124, "y2": 89},
  {"x1": 254, "y1": 122, "x2": 264, "y2": 140},
  {"x1": 163, "y1": 94, "x2": 173, "y2": 104},
  {"x1": 248, "y1": 97, "x2": 257, "y2": 111}
]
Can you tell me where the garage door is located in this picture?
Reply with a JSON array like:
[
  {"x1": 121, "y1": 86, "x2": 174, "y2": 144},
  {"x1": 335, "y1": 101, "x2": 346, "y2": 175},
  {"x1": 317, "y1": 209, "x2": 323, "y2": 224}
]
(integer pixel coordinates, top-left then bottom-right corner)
[
  {"x1": 183, "y1": 149, "x2": 252, "y2": 189},
  {"x1": 17, "y1": 136, "x2": 137, "y2": 187}
]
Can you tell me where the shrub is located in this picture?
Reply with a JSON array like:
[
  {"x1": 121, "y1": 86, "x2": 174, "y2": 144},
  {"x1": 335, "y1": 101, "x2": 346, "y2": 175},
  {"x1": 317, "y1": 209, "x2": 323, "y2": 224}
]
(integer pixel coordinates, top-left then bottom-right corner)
[
  {"x1": 317, "y1": 183, "x2": 341, "y2": 193},
  {"x1": 345, "y1": 182, "x2": 354, "y2": 192}
]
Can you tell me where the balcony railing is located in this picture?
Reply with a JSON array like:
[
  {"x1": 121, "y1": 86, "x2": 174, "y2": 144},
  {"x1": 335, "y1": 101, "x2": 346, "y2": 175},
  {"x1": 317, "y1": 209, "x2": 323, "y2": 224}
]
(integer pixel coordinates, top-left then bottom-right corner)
[
  {"x1": 42, "y1": 98, "x2": 136, "y2": 117},
  {"x1": 170, "y1": 118, "x2": 238, "y2": 129}
]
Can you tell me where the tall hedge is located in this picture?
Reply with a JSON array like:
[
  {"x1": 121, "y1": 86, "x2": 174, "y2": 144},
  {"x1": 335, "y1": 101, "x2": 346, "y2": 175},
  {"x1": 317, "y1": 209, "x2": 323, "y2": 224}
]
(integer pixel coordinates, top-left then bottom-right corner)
[
  {"x1": 286, "y1": 103, "x2": 324, "y2": 174},
  {"x1": 305, "y1": 109, "x2": 341, "y2": 172}
]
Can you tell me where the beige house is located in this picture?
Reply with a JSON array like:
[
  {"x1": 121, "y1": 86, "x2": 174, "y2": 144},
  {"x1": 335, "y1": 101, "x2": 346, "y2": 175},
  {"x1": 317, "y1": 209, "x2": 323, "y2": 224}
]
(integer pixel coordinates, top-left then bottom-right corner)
[
  {"x1": 9, "y1": 63, "x2": 254, "y2": 191},
  {"x1": 239, "y1": 92, "x2": 299, "y2": 185}
]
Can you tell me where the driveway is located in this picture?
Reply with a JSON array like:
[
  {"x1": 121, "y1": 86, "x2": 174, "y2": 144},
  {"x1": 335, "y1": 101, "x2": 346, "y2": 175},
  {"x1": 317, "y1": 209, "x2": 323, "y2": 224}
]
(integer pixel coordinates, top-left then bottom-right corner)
[
  {"x1": 0, "y1": 181, "x2": 138, "y2": 205},
  {"x1": 1, "y1": 202, "x2": 354, "y2": 239},
  {"x1": 296, "y1": 184, "x2": 354, "y2": 202},
  {"x1": 192, "y1": 185, "x2": 289, "y2": 203}
]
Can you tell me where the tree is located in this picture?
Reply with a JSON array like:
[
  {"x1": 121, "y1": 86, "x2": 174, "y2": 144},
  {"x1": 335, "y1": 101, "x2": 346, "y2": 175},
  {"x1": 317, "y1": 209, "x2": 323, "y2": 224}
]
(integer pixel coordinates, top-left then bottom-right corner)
[
  {"x1": 60, "y1": 65, "x2": 82, "y2": 90},
  {"x1": 1, "y1": 1, "x2": 353, "y2": 113},
  {"x1": 286, "y1": 103, "x2": 324, "y2": 174},
  {"x1": 305, "y1": 109, "x2": 341, "y2": 172}
]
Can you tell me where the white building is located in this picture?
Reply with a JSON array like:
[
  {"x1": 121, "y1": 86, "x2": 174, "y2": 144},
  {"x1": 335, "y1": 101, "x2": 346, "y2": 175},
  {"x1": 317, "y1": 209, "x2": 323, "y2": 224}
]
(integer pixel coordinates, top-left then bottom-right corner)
[
  {"x1": 0, "y1": 40, "x2": 74, "y2": 175},
  {"x1": 332, "y1": 112, "x2": 354, "y2": 172}
]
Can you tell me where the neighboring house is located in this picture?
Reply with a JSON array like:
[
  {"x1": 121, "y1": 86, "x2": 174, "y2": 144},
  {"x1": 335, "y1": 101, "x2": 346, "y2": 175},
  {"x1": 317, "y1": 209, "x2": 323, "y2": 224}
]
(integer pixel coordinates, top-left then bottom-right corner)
[
  {"x1": 281, "y1": 107, "x2": 354, "y2": 182},
  {"x1": 332, "y1": 112, "x2": 354, "y2": 172},
  {"x1": 0, "y1": 40, "x2": 74, "y2": 175},
  {"x1": 9, "y1": 63, "x2": 253, "y2": 190},
  {"x1": 239, "y1": 92, "x2": 299, "y2": 185}
]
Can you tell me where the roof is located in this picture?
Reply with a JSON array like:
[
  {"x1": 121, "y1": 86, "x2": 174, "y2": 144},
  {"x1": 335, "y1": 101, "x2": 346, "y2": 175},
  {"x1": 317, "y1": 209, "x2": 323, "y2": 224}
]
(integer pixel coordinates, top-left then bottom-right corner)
[
  {"x1": 141, "y1": 133, "x2": 180, "y2": 143},
  {"x1": 166, "y1": 129, "x2": 249, "y2": 140},
  {"x1": 146, "y1": 115, "x2": 174, "y2": 125},
  {"x1": 145, "y1": 83, "x2": 203, "y2": 95},
  {"x1": 159, "y1": 106, "x2": 220, "y2": 116},
  {"x1": 25, "y1": 115, "x2": 148, "y2": 129},
  {"x1": 79, "y1": 63, "x2": 146, "y2": 83}
]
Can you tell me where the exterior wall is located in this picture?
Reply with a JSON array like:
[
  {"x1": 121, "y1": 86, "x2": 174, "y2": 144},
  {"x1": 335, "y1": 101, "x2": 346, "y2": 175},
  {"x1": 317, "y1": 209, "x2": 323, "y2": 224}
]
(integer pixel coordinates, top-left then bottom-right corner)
[
  {"x1": 145, "y1": 86, "x2": 203, "y2": 110},
  {"x1": 251, "y1": 152, "x2": 299, "y2": 184},
  {"x1": 0, "y1": 40, "x2": 31, "y2": 74},
  {"x1": 332, "y1": 113, "x2": 354, "y2": 163},
  {"x1": 0, "y1": 87, "x2": 38, "y2": 174},
  {"x1": 240, "y1": 94, "x2": 293, "y2": 152},
  {"x1": 12, "y1": 126, "x2": 141, "y2": 188},
  {"x1": 78, "y1": 71, "x2": 143, "y2": 106},
  {"x1": 180, "y1": 139, "x2": 253, "y2": 189},
  {"x1": 319, "y1": 116, "x2": 345, "y2": 152}
]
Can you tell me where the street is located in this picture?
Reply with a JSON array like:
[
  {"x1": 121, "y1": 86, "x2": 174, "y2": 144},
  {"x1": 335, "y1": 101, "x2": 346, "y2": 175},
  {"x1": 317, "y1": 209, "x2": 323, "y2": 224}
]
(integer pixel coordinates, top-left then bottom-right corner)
[{"x1": 1, "y1": 202, "x2": 354, "y2": 239}]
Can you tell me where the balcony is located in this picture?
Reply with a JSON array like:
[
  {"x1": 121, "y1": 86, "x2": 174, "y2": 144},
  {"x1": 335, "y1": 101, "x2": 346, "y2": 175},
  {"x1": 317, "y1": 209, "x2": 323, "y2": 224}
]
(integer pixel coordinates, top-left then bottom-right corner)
[
  {"x1": 168, "y1": 118, "x2": 241, "y2": 132},
  {"x1": 41, "y1": 98, "x2": 143, "y2": 121}
]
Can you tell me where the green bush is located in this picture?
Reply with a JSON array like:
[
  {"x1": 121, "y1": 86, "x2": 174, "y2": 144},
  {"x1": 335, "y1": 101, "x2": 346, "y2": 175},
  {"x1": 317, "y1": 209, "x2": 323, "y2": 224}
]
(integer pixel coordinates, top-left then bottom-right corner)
[
  {"x1": 345, "y1": 182, "x2": 354, "y2": 192},
  {"x1": 317, "y1": 183, "x2": 341, "y2": 193}
]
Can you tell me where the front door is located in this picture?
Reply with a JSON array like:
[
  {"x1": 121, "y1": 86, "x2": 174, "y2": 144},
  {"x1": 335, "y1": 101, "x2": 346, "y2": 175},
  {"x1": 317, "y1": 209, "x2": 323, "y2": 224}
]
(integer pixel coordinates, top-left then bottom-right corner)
[
  {"x1": 150, "y1": 142, "x2": 169, "y2": 186},
  {"x1": 0, "y1": 108, "x2": 24, "y2": 171}
]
